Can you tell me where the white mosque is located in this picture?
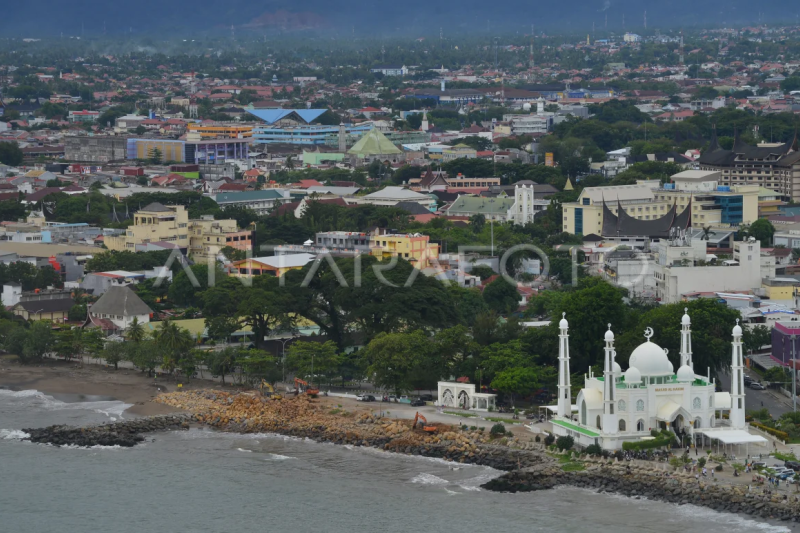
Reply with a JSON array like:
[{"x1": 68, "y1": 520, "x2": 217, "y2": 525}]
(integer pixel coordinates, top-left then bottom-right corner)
[{"x1": 550, "y1": 309, "x2": 759, "y2": 451}]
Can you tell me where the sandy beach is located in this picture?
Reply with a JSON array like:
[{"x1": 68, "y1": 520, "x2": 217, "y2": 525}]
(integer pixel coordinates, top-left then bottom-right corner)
[{"x1": 0, "y1": 355, "x2": 238, "y2": 416}]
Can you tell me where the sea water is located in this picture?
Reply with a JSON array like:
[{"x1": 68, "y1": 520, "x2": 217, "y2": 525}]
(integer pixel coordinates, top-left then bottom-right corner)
[{"x1": 0, "y1": 388, "x2": 790, "y2": 533}]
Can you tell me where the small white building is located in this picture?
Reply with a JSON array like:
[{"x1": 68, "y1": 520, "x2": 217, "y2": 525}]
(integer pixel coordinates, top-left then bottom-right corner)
[
  {"x1": 437, "y1": 381, "x2": 496, "y2": 412},
  {"x1": 1, "y1": 282, "x2": 22, "y2": 307}
]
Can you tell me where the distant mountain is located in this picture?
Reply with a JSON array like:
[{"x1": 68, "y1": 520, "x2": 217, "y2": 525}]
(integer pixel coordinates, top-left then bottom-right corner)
[{"x1": 0, "y1": 0, "x2": 794, "y2": 36}]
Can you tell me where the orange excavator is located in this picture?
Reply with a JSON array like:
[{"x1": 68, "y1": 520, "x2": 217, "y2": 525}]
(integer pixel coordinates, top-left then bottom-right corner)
[
  {"x1": 294, "y1": 377, "x2": 319, "y2": 396},
  {"x1": 413, "y1": 412, "x2": 437, "y2": 433}
]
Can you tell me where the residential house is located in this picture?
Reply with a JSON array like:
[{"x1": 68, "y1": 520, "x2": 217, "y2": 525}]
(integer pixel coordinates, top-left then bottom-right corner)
[{"x1": 84, "y1": 285, "x2": 153, "y2": 334}]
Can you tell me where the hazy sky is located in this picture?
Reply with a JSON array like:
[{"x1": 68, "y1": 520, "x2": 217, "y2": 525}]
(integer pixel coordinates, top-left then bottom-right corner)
[{"x1": 0, "y1": 0, "x2": 793, "y2": 35}]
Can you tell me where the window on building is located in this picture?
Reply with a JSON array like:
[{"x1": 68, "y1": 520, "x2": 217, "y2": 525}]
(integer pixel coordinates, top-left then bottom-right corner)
[
  {"x1": 619, "y1": 419, "x2": 626, "y2": 431},
  {"x1": 636, "y1": 419, "x2": 645, "y2": 431},
  {"x1": 618, "y1": 400, "x2": 626, "y2": 411},
  {"x1": 636, "y1": 399, "x2": 644, "y2": 411},
  {"x1": 693, "y1": 397, "x2": 701, "y2": 409}
]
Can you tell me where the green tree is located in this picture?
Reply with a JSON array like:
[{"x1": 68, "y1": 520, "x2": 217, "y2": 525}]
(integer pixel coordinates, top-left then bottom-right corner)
[
  {"x1": 20, "y1": 321, "x2": 55, "y2": 364},
  {"x1": 127, "y1": 317, "x2": 145, "y2": 343},
  {"x1": 0, "y1": 142, "x2": 24, "y2": 166},
  {"x1": 742, "y1": 324, "x2": 770, "y2": 354},
  {"x1": 148, "y1": 147, "x2": 163, "y2": 165},
  {"x1": 363, "y1": 330, "x2": 436, "y2": 395},
  {"x1": 102, "y1": 341, "x2": 127, "y2": 370},
  {"x1": 285, "y1": 340, "x2": 339, "y2": 385},
  {"x1": 68, "y1": 304, "x2": 87, "y2": 322},
  {"x1": 482, "y1": 277, "x2": 521, "y2": 315},
  {"x1": 741, "y1": 219, "x2": 775, "y2": 247}
]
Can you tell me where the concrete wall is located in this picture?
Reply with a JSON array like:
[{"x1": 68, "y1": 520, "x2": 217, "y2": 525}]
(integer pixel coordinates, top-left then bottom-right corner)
[{"x1": 65, "y1": 136, "x2": 130, "y2": 163}]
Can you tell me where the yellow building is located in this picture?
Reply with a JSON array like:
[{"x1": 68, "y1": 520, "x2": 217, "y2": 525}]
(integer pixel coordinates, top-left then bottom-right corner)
[
  {"x1": 187, "y1": 123, "x2": 253, "y2": 139},
  {"x1": 562, "y1": 173, "x2": 759, "y2": 236},
  {"x1": 230, "y1": 253, "x2": 317, "y2": 278},
  {"x1": 762, "y1": 278, "x2": 797, "y2": 301},
  {"x1": 188, "y1": 216, "x2": 253, "y2": 263},
  {"x1": 442, "y1": 144, "x2": 478, "y2": 162},
  {"x1": 105, "y1": 202, "x2": 190, "y2": 251},
  {"x1": 132, "y1": 139, "x2": 184, "y2": 162},
  {"x1": 369, "y1": 232, "x2": 439, "y2": 269},
  {"x1": 105, "y1": 204, "x2": 249, "y2": 260}
]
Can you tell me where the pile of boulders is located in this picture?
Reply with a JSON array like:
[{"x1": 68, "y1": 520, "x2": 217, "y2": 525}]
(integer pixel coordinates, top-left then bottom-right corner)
[{"x1": 24, "y1": 415, "x2": 192, "y2": 447}]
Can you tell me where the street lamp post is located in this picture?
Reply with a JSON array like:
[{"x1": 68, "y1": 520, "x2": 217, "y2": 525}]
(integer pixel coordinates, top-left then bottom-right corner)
[
  {"x1": 272, "y1": 336, "x2": 294, "y2": 385},
  {"x1": 793, "y1": 335, "x2": 797, "y2": 414}
]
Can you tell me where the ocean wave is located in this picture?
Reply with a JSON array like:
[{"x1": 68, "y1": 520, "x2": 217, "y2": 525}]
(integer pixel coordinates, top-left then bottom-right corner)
[
  {"x1": 60, "y1": 444, "x2": 126, "y2": 450},
  {"x1": 236, "y1": 448, "x2": 253, "y2": 453},
  {"x1": 0, "y1": 388, "x2": 132, "y2": 419},
  {"x1": 553, "y1": 486, "x2": 790, "y2": 533},
  {"x1": 410, "y1": 473, "x2": 449, "y2": 485},
  {"x1": 265, "y1": 453, "x2": 294, "y2": 461},
  {"x1": 0, "y1": 429, "x2": 31, "y2": 440}
]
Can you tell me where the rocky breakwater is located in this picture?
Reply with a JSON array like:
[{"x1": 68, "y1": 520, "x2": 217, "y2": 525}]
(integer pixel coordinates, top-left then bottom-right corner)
[
  {"x1": 24, "y1": 414, "x2": 193, "y2": 447},
  {"x1": 155, "y1": 390, "x2": 549, "y2": 471},
  {"x1": 483, "y1": 455, "x2": 800, "y2": 522}
]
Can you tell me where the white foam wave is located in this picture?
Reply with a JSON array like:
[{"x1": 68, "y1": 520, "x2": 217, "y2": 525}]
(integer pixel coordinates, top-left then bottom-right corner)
[
  {"x1": 411, "y1": 473, "x2": 449, "y2": 485},
  {"x1": 457, "y1": 470, "x2": 503, "y2": 492},
  {"x1": 265, "y1": 453, "x2": 293, "y2": 461},
  {"x1": 0, "y1": 389, "x2": 132, "y2": 419},
  {"x1": 554, "y1": 486, "x2": 790, "y2": 532},
  {"x1": 60, "y1": 444, "x2": 126, "y2": 450},
  {"x1": 0, "y1": 429, "x2": 30, "y2": 440},
  {"x1": 237, "y1": 448, "x2": 252, "y2": 453},
  {"x1": 443, "y1": 488, "x2": 461, "y2": 495}
]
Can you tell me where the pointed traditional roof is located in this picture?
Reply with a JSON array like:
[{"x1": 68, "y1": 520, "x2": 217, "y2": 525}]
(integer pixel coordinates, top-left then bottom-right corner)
[
  {"x1": 564, "y1": 177, "x2": 574, "y2": 191},
  {"x1": 707, "y1": 125, "x2": 720, "y2": 152},
  {"x1": 347, "y1": 127, "x2": 402, "y2": 157},
  {"x1": 601, "y1": 197, "x2": 691, "y2": 238}
]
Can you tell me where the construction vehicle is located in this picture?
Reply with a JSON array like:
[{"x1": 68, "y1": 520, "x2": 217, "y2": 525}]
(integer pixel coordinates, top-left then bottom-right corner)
[
  {"x1": 294, "y1": 377, "x2": 319, "y2": 396},
  {"x1": 413, "y1": 412, "x2": 437, "y2": 433},
  {"x1": 259, "y1": 380, "x2": 282, "y2": 399}
]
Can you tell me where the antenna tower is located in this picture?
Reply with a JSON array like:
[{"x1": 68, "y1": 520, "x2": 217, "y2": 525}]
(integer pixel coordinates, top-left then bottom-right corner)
[{"x1": 644, "y1": 11, "x2": 647, "y2": 29}]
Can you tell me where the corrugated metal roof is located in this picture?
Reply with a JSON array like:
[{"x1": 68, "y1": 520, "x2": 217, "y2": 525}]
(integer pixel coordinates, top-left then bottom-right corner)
[{"x1": 246, "y1": 108, "x2": 326, "y2": 125}]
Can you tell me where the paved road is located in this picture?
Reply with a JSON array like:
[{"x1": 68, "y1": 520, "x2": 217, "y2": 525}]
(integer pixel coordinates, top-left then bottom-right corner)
[{"x1": 717, "y1": 371, "x2": 796, "y2": 418}]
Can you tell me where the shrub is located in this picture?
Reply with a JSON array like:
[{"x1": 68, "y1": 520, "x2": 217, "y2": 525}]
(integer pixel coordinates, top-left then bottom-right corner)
[
  {"x1": 715, "y1": 464, "x2": 723, "y2": 472},
  {"x1": 698, "y1": 457, "x2": 707, "y2": 468},
  {"x1": 470, "y1": 426, "x2": 478, "y2": 431},
  {"x1": 490, "y1": 423, "x2": 506, "y2": 436},
  {"x1": 535, "y1": 435, "x2": 541, "y2": 443},
  {"x1": 750, "y1": 422, "x2": 789, "y2": 441},
  {"x1": 544, "y1": 434, "x2": 555, "y2": 446},
  {"x1": 585, "y1": 443, "x2": 602, "y2": 456},
  {"x1": 556, "y1": 435, "x2": 574, "y2": 451}
]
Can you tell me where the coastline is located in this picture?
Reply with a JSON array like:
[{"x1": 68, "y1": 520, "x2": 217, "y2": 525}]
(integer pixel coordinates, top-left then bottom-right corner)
[{"x1": 3, "y1": 360, "x2": 799, "y2": 526}]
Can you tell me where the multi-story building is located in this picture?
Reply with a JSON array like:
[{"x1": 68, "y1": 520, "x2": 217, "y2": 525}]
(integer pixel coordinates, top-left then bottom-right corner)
[
  {"x1": 442, "y1": 144, "x2": 477, "y2": 162},
  {"x1": 68, "y1": 110, "x2": 99, "y2": 123},
  {"x1": 369, "y1": 231, "x2": 439, "y2": 269},
  {"x1": 188, "y1": 216, "x2": 252, "y2": 262},
  {"x1": 562, "y1": 172, "x2": 759, "y2": 236},
  {"x1": 186, "y1": 124, "x2": 253, "y2": 139},
  {"x1": 652, "y1": 239, "x2": 773, "y2": 303},
  {"x1": 126, "y1": 138, "x2": 251, "y2": 164},
  {"x1": 445, "y1": 184, "x2": 549, "y2": 224},
  {"x1": 214, "y1": 190, "x2": 289, "y2": 216},
  {"x1": 104, "y1": 203, "x2": 190, "y2": 251},
  {"x1": 698, "y1": 133, "x2": 800, "y2": 201},
  {"x1": 65, "y1": 136, "x2": 130, "y2": 163}
]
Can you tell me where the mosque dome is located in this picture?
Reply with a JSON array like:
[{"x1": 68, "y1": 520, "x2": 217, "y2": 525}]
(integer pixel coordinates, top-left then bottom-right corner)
[
  {"x1": 681, "y1": 310, "x2": 691, "y2": 326},
  {"x1": 624, "y1": 366, "x2": 641, "y2": 385},
  {"x1": 559, "y1": 314, "x2": 568, "y2": 329},
  {"x1": 733, "y1": 322, "x2": 742, "y2": 336},
  {"x1": 628, "y1": 340, "x2": 674, "y2": 376},
  {"x1": 613, "y1": 361, "x2": 622, "y2": 374},
  {"x1": 604, "y1": 328, "x2": 614, "y2": 341},
  {"x1": 676, "y1": 364, "x2": 695, "y2": 382}
]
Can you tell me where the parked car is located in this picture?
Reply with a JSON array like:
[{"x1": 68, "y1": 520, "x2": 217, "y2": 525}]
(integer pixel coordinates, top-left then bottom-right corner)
[
  {"x1": 752, "y1": 461, "x2": 767, "y2": 469},
  {"x1": 410, "y1": 399, "x2": 426, "y2": 407},
  {"x1": 750, "y1": 382, "x2": 766, "y2": 390},
  {"x1": 778, "y1": 471, "x2": 796, "y2": 480},
  {"x1": 785, "y1": 461, "x2": 800, "y2": 471},
  {"x1": 356, "y1": 394, "x2": 376, "y2": 402},
  {"x1": 419, "y1": 394, "x2": 434, "y2": 402}
]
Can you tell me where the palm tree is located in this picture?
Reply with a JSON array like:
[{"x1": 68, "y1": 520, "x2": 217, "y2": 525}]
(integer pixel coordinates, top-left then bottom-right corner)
[
  {"x1": 127, "y1": 317, "x2": 145, "y2": 343},
  {"x1": 700, "y1": 226, "x2": 712, "y2": 241},
  {"x1": 156, "y1": 319, "x2": 193, "y2": 378}
]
